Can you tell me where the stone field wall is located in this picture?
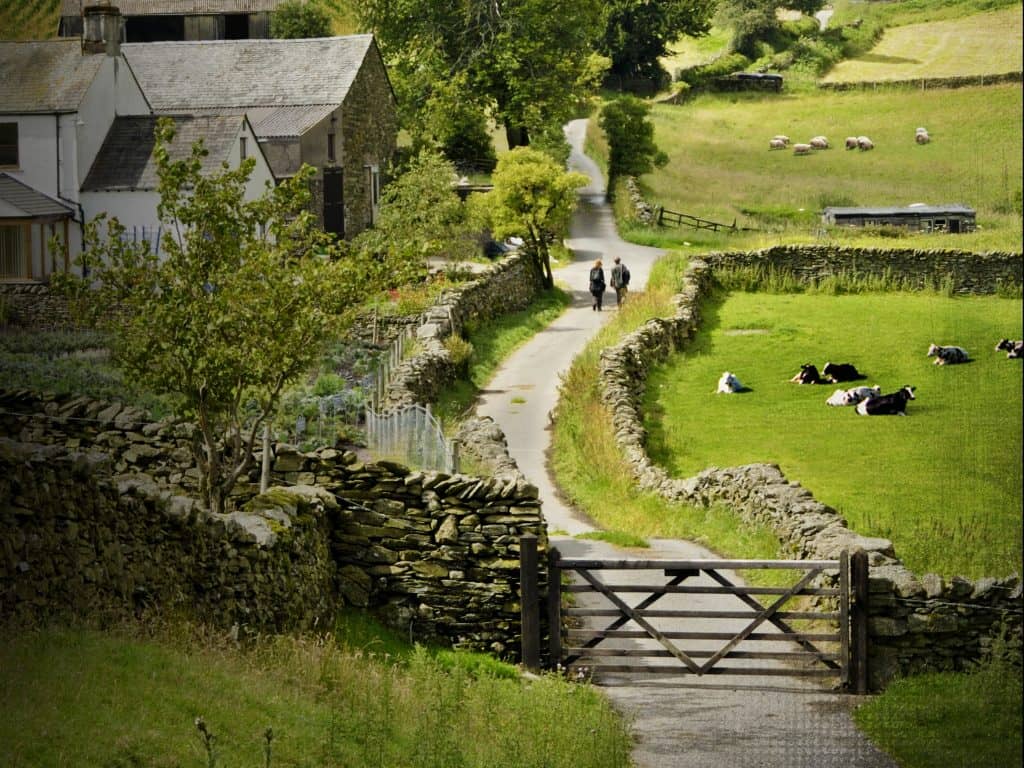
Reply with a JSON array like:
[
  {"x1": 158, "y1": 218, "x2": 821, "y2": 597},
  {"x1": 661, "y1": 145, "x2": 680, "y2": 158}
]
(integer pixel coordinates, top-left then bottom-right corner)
[{"x1": 598, "y1": 253, "x2": 1022, "y2": 689}]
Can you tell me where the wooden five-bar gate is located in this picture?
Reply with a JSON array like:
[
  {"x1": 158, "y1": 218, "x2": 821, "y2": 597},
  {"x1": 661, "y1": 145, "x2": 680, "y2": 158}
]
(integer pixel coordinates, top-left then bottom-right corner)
[{"x1": 519, "y1": 536, "x2": 870, "y2": 694}]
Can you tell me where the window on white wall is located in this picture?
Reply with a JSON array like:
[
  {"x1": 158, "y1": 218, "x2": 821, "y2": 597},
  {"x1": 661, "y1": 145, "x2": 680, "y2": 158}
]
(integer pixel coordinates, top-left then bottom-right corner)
[
  {"x1": 0, "y1": 224, "x2": 27, "y2": 279},
  {"x1": 0, "y1": 123, "x2": 18, "y2": 167},
  {"x1": 240, "y1": 136, "x2": 247, "y2": 160}
]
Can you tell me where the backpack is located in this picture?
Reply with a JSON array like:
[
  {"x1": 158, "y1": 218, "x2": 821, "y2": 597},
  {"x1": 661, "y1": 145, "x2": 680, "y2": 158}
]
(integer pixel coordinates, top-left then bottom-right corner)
[{"x1": 621, "y1": 265, "x2": 630, "y2": 286}]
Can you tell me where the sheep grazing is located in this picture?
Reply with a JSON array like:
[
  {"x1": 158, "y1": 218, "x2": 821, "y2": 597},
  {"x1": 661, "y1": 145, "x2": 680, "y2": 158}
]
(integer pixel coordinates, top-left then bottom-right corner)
[
  {"x1": 769, "y1": 138, "x2": 787, "y2": 150},
  {"x1": 915, "y1": 131, "x2": 930, "y2": 144},
  {"x1": 772, "y1": 135, "x2": 791, "y2": 145},
  {"x1": 857, "y1": 136, "x2": 874, "y2": 151},
  {"x1": 845, "y1": 136, "x2": 859, "y2": 150},
  {"x1": 810, "y1": 136, "x2": 830, "y2": 150},
  {"x1": 793, "y1": 143, "x2": 813, "y2": 155}
]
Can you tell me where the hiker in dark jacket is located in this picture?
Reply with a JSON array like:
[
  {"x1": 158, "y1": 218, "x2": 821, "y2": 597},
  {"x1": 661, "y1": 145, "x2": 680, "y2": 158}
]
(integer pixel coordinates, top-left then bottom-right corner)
[
  {"x1": 589, "y1": 259, "x2": 606, "y2": 311},
  {"x1": 610, "y1": 256, "x2": 630, "y2": 306}
]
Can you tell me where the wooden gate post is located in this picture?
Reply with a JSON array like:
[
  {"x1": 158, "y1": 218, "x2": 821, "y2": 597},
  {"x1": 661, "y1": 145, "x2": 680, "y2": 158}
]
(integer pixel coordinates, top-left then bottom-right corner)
[
  {"x1": 520, "y1": 534, "x2": 540, "y2": 672},
  {"x1": 851, "y1": 550, "x2": 870, "y2": 694},
  {"x1": 547, "y1": 546, "x2": 562, "y2": 669}
]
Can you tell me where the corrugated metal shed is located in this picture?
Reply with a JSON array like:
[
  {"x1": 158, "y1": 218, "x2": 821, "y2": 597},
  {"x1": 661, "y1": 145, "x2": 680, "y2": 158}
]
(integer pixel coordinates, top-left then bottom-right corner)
[
  {"x1": 0, "y1": 173, "x2": 75, "y2": 217},
  {"x1": 61, "y1": 0, "x2": 289, "y2": 15},
  {"x1": 123, "y1": 36, "x2": 373, "y2": 111},
  {"x1": 824, "y1": 204, "x2": 976, "y2": 217},
  {"x1": 0, "y1": 40, "x2": 105, "y2": 114},
  {"x1": 81, "y1": 114, "x2": 244, "y2": 191}
]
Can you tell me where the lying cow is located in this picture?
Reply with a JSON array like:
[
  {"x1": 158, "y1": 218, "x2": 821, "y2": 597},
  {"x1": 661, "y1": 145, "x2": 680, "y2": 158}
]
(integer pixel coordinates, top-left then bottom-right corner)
[
  {"x1": 717, "y1": 371, "x2": 745, "y2": 394},
  {"x1": 927, "y1": 343, "x2": 969, "y2": 365},
  {"x1": 790, "y1": 363, "x2": 825, "y2": 384},
  {"x1": 822, "y1": 362, "x2": 865, "y2": 382},
  {"x1": 826, "y1": 385, "x2": 881, "y2": 407},
  {"x1": 995, "y1": 339, "x2": 1023, "y2": 359},
  {"x1": 856, "y1": 386, "x2": 916, "y2": 416}
]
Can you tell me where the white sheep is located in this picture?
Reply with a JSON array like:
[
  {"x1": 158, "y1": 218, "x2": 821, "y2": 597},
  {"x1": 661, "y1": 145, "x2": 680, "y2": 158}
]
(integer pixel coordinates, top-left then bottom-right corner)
[
  {"x1": 793, "y1": 143, "x2": 813, "y2": 155},
  {"x1": 915, "y1": 131, "x2": 930, "y2": 144},
  {"x1": 717, "y1": 371, "x2": 744, "y2": 394},
  {"x1": 810, "y1": 136, "x2": 830, "y2": 150},
  {"x1": 769, "y1": 138, "x2": 787, "y2": 150},
  {"x1": 857, "y1": 136, "x2": 874, "y2": 150},
  {"x1": 772, "y1": 134, "x2": 791, "y2": 145},
  {"x1": 845, "y1": 136, "x2": 859, "y2": 150}
]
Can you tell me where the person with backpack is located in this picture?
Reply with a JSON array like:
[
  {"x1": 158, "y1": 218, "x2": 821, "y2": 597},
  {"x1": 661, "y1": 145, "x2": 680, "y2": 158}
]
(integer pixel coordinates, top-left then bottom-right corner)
[
  {"x1": 610, "y1": 256, "x2": 631, "y2": 307},
  {"x1": 588, "y1": 259, "x2": 606, "y2": 311}
]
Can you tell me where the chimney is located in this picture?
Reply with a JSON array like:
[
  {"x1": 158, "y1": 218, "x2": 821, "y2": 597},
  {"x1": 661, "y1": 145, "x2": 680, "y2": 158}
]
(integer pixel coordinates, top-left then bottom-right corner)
[{"x1": 82, "y1": 2, "x2": 122, "y2": 57}]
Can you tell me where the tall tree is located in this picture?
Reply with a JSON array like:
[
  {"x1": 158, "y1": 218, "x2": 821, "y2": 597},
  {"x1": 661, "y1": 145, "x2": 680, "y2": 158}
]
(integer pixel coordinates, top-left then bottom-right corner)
[
  {"x1": 600, "y1": 0, "x2": 715, "y2": 84},
  {"x1": 599, "y1": 96, "x2": 668, "y2": 183},
  {"x1": 271, "y1": 0, "x2": 332, "y2": 38},
  {"x1": 717, "y1": 0, "x2": 825, "y2": 56},
  {"x1": 359, "y1": 0, "x2": 607, "y2": 153},
  {"x1": 488, "y1": 147, "x2": 588, "y2": 289},
  {"x1": 58, "y1": 119, "x2": 374, "y2": 514}
]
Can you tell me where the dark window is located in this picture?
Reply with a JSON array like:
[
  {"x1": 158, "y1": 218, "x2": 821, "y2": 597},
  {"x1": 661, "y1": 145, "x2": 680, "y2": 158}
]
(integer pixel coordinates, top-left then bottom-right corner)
[
  {"x1": 323, "y1": 168, "x2": 344, "y2": 238},
  {"x1": 125, "y1": 15, "x2": 185, "y2": 41},
  {"x1": 240, "y1": 136, "x2": 247, "y2": 160},
  {"x1": 224, "y1": 13, "x2": 249, "y2": 39},
  {"x1": 327, "y1": 133, "x2": 336, "y2": 163},
  {"x1": 0, "y1": 123, "x2": 17, "y2": 167},
  {"x1": 0, "y1": 224, "x2": 26, "y2": 279}
]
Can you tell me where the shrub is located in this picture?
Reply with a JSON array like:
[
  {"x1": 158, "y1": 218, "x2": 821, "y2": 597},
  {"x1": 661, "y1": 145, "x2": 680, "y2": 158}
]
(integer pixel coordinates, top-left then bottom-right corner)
[
  {"x1": 677, "y1": 52, "x2": 751, "y2": 85},
  {"x1": 443, "y1": 334, "x2": 474, "y2": 376}
]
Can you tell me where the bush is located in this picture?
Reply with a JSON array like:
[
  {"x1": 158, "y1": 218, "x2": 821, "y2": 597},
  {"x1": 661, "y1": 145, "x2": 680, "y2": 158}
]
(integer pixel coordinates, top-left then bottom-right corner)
[
  {"x1": 270, "y1": 0, "x2": 331, "y2": 38},
  {"x1": 443, "y1": 334, "x2": 474, "y2": 376},
  {"x1": 677, "y1": 52, "x2": 751, "y2": 85}
]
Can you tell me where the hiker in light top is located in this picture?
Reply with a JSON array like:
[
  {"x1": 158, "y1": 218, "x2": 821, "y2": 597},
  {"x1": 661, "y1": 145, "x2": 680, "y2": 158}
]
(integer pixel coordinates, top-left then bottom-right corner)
[
  {"x1": 610, "y1": 256, "x2": 630, "y2": 306},
  {"x1": 589, "y1": 259, "x2": 606, "y2": 311}
]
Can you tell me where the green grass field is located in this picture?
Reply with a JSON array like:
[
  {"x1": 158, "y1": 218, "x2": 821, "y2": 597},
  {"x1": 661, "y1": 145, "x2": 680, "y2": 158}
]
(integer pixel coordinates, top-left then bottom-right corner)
[
  {"x1": 0, "y1": 623, "x2": 632, "y2": 767},
  {"x1": 638, "y1": 84, "x2": 1022, "y2": 252},
  {"x1": 643, "y1": 288, "x2": 1023, "y2": 578},
  {"x1": 823, "y1": 5, "x2": 1023, "y2": 82},
  {"x1": 0, "y1": 0, "x2": 59, "y2": 39}
]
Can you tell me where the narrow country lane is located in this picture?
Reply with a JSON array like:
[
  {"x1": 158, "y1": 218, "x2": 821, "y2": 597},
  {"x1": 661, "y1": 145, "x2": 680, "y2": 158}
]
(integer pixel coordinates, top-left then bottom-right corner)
[{"x1": 475, "y1": 120, "x2": 895, "y2": 768}]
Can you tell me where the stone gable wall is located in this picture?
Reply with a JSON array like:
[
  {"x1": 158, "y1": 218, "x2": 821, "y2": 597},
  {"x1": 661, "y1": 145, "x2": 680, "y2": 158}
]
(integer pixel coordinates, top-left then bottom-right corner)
[
  {"x1": 0, "y1": 283, "x2": 75, "y2": 331},
  {"x1": 599, "y1": 253, "x2": 1022, "y2": 689}
]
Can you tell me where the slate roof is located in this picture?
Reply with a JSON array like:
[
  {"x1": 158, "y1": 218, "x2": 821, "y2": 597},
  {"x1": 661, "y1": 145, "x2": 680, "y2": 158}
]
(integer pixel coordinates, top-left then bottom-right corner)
[
  {"x1": 824, "y1": 204, "x2": 976, "y2": 216},
  {"x1": 193, "y1": 104, "x2": 335, "y2": 138},
  {"x1": 81, "y1": 114, "x2": 245, "y2": 191},
  {"x1": 61, "y1": 0, "x2": 289, "y2": 14},
  {"x1": 0, "y1": 173, "x2": 75, "y2": 218},
  {"x1": 0, "y1": 40, "x2": 105, "y2": 114},
  {"x1": 123, "y1": 36, "x2": 374, "y2": 112}
]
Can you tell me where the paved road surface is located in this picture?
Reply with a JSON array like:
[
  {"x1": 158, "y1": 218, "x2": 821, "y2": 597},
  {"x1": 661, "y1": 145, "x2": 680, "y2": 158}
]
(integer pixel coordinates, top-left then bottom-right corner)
[{"x1": 475, "y1": 119, "x2": 895, "y2": 768}]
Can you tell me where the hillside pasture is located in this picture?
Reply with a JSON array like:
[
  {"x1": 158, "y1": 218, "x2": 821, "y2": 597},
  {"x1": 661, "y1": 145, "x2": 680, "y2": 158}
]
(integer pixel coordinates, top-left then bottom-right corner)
[
  {"x1": 643, "y1": 289, "x2": 1023, "y2": 579},
  {"x1": 823, "y1": 6, "x2": 1023, "y2": 82},
  {"x1": 0, "y1": 0, "x2": 59, "y2": 40},
  {"x1": 641, "y1": 84, "x2": 1022, "y2": 251}
]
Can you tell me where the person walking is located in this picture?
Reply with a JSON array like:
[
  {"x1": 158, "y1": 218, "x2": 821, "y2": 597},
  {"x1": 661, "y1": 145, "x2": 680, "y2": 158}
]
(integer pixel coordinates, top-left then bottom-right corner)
[
  {"x1": 589, "y1": 259, "x2": 606, "y2": 311},
  {"x1": 610, "y1": 256, "x2": 630, "y2": 307}
]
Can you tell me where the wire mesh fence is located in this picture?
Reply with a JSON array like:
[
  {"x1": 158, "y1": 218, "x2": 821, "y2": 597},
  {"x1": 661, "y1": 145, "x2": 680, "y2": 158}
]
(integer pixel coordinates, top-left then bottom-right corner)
[{"x1": 365, "y1": 403, "x2": 460, "y2": 473}]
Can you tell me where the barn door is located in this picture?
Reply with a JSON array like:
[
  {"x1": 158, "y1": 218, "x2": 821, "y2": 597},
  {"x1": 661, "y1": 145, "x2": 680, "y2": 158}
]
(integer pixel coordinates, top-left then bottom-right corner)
[{"x1": 323, "y1": 168, "x2": 345, "y2": 238}]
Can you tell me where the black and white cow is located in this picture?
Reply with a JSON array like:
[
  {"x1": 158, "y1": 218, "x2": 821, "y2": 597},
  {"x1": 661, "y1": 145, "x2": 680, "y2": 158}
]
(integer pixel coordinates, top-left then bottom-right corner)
[
  {"x1": 927, "y1": 343, "x2": 969, "y2": 365},
  {"x1": 717, "y1": 371, "x2": 745, "y2": 393},
  {"x1": 995, "y1": 339, "x2": 1023, "y2": 359},
  {"x1": 822, "y1": 362, "x2": 865, "y2": 382},
  {"x1": 856, "y1": 386, "x2": 916, "y2": 416},
  {"x1": 790, "y1": 363, "x2": 825, "y2": 384},
  {"x1": 826, "y1": 385, "x2": 881, "y2": 407}
]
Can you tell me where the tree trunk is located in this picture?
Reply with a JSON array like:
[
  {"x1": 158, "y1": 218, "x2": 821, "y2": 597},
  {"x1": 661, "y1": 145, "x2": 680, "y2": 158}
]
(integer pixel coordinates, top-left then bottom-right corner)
[{"x1": 505, "y1": 124, "x2": 530, "y2": 149}]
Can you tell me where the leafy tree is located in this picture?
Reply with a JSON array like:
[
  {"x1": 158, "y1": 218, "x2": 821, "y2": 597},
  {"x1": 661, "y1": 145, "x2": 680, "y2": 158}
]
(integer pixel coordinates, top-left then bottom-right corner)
[
  {"x1": 58, "y1": 119, "x2": 372, "y2": 514},
  {"x1": 599, "y1": 96, "x2": 668, "y2": 182},
  {"x1": 359, "y1": 0, "x2": 607, "y2": 153},
  {"x1": 488, "y1": 147, "x2": 588, "y2": 289},
  {"x1": 717, "y1": 0, "x2": 825, "y2": 57},
  {"x1": 271, "y1": 0, "x2": 332, "y2": 39},
  {"x1": 353, "y1": 150, "x2": 481, "y2": 285},
  {"x1": 600, "y1": 0, "x2": 715, "y2": 85}
]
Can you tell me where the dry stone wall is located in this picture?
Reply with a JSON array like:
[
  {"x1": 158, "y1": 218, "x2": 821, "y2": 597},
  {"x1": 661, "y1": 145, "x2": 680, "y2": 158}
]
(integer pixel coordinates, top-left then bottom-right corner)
[
  {"x1": 599, "y1": 253, "x2": 1022, "y2": 689},
  {"x1": 0, "y1": 390, "x2": 547, "y2": 658},
  {"x1": 0, "y1": 284, "x2": 75, "y2": 330}
]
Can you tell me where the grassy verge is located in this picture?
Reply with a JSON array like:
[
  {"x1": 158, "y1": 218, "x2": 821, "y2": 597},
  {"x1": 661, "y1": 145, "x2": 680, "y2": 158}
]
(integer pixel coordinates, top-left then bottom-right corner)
[
  {"x1": 0, "y1": 617, "x2": 632, "y2": 768},
  {"x1": 435, "y1": 286, "x2": 572, "y2": 426},
  {"x1": 548, "y1": 254, "x2": 787, "y2": 570},
  {"x1": 854, "y1": 647, "x2": 1022, "y2": 768},
  {"x1": 823, "y1": 5, "x2": 1023, "y2": 82},
  {"x1": 0, "y1": 0, "x2": 59, "y2": 40}
]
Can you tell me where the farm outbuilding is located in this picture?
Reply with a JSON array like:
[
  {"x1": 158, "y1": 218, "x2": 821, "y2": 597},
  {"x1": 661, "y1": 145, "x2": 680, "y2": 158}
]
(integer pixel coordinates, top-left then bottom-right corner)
[
  {"x1": 714, "y1": 72, "x2": 783, "y2": 92},
  {"x1": 822, "y1": 204, "x2": 976, "y2": 234}
]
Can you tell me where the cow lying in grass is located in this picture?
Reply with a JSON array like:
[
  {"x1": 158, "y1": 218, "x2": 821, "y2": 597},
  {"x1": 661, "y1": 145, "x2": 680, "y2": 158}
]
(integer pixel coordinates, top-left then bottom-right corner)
[
  {"x1": 856, "y1": 386, "x2": 916, "y2": 415},
  {"x1": 790, "y1": 363, "x2": 825, "y2": 384},
  {"x1": 717, "y1": 371, "x2": 745, "y2": 393},
  {"x1": 822, "y1": 362, "x2": 865, "y2": 382},
  {"x1": 995, "y1": 339, "x2": 1023, "y2": 359},
  {"x1": 826, "y1": 385, "x2": 881, "y2": 407},
  {"x1": 927, "y1": 343, "x2": 969, "y2": 365}
]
